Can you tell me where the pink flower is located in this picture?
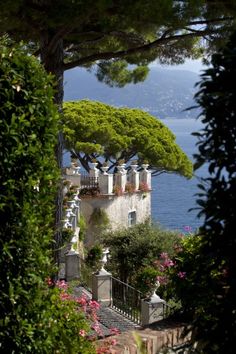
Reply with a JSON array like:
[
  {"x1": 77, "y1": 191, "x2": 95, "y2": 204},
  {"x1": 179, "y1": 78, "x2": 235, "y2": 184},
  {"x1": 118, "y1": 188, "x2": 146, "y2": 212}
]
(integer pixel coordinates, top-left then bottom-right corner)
[
  {"x1": 110, "y1": 327, "x2": 120, "y2": 335},
  {"x1": 157, "y1": 275, "x2": 169, "y2": 285},
  {"x1": 184, "y1": 226, "x2": 192, "y2": 233},
  {"x1": 91, "y1": 322, "x2": 103, "y2": 336},
  {"x1": 76, "y1": 296, "x2": 87, "y2": 306},
  {"x1": 163, "y1": 259, "x2": 175, "y2": 268},
  {"x1": 110, "y1": 339, "x2": 117, "y2": 346},
  {"x1": 56, "y1": 280, "x2": 68, "y2": 290},
  {"x1": 96, "y1": 347, "x2": 110, "y2": 354},
  {"x1": 46, "y1": 277, "x2": 54, "y2": 286},
  {"x1": 60, "y1": 292, "x2": 71, "y2": 301},
  {"x1": 177, "y1": 271, "x2": 186, "y2": 279},
  {"x1": 79, "y1": 329, "x2": 86, "y2": 337},
  {"x1": 160, "y1": 252, "x2": 168, "y2": 259},
  {"x1": 89, "y1": 300, "x2": 100, "y2": 310}
]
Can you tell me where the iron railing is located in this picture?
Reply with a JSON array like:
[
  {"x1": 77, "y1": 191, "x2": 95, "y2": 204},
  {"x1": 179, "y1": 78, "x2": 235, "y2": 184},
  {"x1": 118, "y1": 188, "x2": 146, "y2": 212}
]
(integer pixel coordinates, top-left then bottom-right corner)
[
  {"x1": 111, "y1": 276, "x2": 143, "y2": 324},
  {"x1": 163, "y1": 302, "x2": 174, "y2": 319},
  {"x1": 79, "y1": 174, "x2": 100, "y2": 196},
  {"x1": 80, "y1": 174, "x2": 99, "y2": 188}
]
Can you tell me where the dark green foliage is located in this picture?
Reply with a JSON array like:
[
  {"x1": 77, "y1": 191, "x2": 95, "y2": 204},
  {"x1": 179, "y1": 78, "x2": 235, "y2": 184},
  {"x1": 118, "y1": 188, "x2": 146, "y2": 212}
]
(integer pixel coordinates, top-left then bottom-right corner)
[
  {"x1": 134, "y1": 266, "x2": 159, "y2": 297},
  {"x1": 102, "y1": 222, "x2": 181, "y2": 284},
  {"x1": 61, "y1": 228, "x2": 74, "y2": 244},
  {"x1": 86, "y1": 244, "x2": 103, "y2": 269},
  {"x1": 171, "y1": 32, "x2": 236, "y2": 353},
  {"x1": 78, "y1": 213, "x2": 87, "y2": 241},
  {"x1": 0, "y1": 39, "x2": 95, "y2": 353},
  {"x1": 89, "y1": 208, "x2": 110, "y2": 228},
  {"x1": 63, "y1": 100, "x2": 193, "y2": 178},
  {"x1": 0, "y1": 38, "x2": 59, "y2": 351},
  {"x1": 1, "y1": 1, "x2": 235, "y2": 91},
  {"x1": 167, "y1": 235, "x2": 203, "y2": 319},
  {"x1": 96, "y1": 60, "x2": 149, "y2": 87}
]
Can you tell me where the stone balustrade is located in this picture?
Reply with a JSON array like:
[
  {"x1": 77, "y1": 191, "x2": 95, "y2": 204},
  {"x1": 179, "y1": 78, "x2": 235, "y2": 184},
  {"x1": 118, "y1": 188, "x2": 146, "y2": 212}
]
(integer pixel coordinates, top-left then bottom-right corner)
[{"x1": 64, "y1": 162, "x2": 152, "y2": 196}]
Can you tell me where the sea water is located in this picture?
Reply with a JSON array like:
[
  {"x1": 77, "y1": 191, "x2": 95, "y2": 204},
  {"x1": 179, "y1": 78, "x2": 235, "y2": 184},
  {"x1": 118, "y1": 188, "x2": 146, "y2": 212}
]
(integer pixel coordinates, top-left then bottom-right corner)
[{"x1": 151, "y1": 118, "x2": 208, "y2": 232}]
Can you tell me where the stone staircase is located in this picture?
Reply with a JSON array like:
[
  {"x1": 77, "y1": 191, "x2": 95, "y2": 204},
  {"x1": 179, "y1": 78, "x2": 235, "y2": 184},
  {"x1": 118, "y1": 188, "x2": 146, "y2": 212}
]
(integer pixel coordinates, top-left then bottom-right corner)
[
  {"x1": 74, "y1": 285, "x2": 192, "y2": 353},
  {"x1": 73, "y1": 285, "x2": 141, "y2": 336}
]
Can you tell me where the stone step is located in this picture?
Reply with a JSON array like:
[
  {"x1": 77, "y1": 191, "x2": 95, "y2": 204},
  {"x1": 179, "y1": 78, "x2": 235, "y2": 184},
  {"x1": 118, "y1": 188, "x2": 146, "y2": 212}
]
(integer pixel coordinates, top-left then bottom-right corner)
[{"x1": 73, "y1": 285, "x2": 140, "y2": 336}]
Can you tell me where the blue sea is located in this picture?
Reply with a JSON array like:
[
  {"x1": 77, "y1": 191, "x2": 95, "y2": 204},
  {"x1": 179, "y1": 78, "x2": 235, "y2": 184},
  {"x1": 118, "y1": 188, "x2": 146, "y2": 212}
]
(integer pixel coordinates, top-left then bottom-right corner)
[{"x1": 151, "y1": 118, "x2": 208, "y2": 232}]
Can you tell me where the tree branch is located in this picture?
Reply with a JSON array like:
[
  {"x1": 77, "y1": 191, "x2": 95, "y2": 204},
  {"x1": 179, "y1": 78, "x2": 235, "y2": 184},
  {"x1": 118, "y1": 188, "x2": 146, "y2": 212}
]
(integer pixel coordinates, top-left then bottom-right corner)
[
  {"x1": 151, "y1": 169, "x2": 174, "y2": 176},
  {"x1": 63, "y1": 28, "x2": 220, "y2": 71}
]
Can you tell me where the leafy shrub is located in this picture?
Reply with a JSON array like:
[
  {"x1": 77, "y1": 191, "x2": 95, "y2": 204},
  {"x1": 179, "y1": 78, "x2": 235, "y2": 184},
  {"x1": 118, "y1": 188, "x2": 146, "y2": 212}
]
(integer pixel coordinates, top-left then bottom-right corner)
[
  {"x1": 86, "y1": 244, "x2": 103, "y2": 269},
  {"x1": 0, "y1": 38, "x2": 94, "y2": 353},
  {"x1": 89, "y1": 208, "x2": 109, "y2": 228},
  {"x1": 61, "y1": 227, "x2": 75, "y2": 244},
  {"x1": 39, "y1": 282, "x2": 96, "y2": 354},
  {"x1": 102, "y1": 222, "x2": 182, "y2": 284},
  {"x1": 173, "y1": 31, "x2": 236, "y2": 352},
  {"x1": 134, "y1": 266, "x2": 159, "y2": 297},
  {"x1": 165, "y1": 235, "x2": 202, "y2": 317},
  {"x1": 78, "y1": 213, "x2": 87, "y2": 241}
]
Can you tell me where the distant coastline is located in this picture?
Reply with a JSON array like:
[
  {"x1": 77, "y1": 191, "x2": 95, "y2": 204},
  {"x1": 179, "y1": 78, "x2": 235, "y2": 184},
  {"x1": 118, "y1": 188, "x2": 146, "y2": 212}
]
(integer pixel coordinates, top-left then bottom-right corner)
[{"x1": 64, "y1": 67, "x2": 200, "y2": 119}]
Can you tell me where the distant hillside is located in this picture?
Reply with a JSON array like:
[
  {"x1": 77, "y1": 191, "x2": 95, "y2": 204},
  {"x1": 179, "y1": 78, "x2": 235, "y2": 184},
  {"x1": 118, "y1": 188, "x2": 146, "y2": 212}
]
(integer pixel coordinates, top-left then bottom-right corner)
[{"x1": 64, "y1": 67, "x2": 200, "y2": 119}]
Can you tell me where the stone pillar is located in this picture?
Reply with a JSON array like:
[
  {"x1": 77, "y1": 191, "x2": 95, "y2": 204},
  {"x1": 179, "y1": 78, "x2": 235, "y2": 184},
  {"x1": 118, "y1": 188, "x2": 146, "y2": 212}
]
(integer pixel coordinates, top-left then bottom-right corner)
[
  {"x1": 65, "y1": 250, "x2": 80, "y2": 281},
  {"x1": 89, "y1": 162, "x2": 100, "y2": 178},
  {"x1": 115, "y1": 168, "x2": 127, "y2": 192},
  {"x1": 140, "y1": 164, "x2": 151, "y2": 190},
  {"x1": 92, "y1": 269, "x2": 112, "y2": 306},
  {"x1": 141, "y1": 293, "x2": 166, "y2": 326},
  {"x1": 129, "y1": 170, "x2": 139, "y2": 191},
  {"x1": 99, "y1": 173, "x2": 113, "y2": 194}
]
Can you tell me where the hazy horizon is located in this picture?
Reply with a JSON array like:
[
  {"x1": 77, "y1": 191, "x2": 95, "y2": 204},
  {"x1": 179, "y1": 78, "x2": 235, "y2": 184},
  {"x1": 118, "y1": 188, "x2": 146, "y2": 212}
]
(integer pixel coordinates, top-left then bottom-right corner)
[{"x1": 150, "y1": 58, "x2": 207, "y2": 74}]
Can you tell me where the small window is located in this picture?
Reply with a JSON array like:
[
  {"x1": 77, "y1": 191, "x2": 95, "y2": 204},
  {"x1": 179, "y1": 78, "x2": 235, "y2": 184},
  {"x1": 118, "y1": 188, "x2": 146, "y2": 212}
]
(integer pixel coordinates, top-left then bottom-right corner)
[{"x1": 128, "y1": 211, "x2": 136, "y2": 226}]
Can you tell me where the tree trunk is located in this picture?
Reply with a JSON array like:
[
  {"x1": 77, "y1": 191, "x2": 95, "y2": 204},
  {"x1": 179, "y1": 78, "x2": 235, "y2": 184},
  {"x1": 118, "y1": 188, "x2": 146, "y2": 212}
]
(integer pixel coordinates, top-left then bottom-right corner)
[{"x1": 40, "y1": 31, "x2": 64, "y2": 269}]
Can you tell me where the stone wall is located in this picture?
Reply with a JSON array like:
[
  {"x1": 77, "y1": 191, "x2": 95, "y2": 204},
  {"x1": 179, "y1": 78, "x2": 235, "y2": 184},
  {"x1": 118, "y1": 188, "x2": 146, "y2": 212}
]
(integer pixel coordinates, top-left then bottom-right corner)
[
  {"x1": 81, "y1": 192, "x2": 151, "y2": 246},
  {"x1": 64, "y1": 162, "x2": 152, "y2": 246},
  {"x1": 97, "y1": 322, "x2": 192, "y2": 354}
]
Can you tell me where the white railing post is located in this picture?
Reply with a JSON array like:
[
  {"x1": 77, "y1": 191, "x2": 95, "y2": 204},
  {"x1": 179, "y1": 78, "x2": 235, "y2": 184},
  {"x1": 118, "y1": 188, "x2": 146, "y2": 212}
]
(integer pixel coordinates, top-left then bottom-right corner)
[
  {"x1": 65, "y1": 250, "x2": 80, "y2": 281},
  {"x1": 99, "y1": 170, "x2": 113, "y2": 194},
  {"x1": 140, "y1": 164, "x2": 151, "y2": 190},
  {"x1": 92, "y1": 248, "x2": 112, "y2": 306},
  {"x1": 89, "y1": 162, "x2": 100, "y2": 178},
  {"x1": 114, "y1": 164, "x2": 127, "y2": 193},
  {"x1": 129, "y1": 163, "x2": 139, "y2": 191},
  {"x1": 141, "y1": 284, "x2": 166, "y2": 325}
]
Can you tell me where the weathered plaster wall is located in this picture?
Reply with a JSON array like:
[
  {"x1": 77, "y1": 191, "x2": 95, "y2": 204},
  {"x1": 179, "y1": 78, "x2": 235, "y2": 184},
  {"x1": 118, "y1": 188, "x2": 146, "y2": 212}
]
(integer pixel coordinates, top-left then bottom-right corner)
[{"x1": 81, "y1": 192, "x2": 151, "y2": 246}]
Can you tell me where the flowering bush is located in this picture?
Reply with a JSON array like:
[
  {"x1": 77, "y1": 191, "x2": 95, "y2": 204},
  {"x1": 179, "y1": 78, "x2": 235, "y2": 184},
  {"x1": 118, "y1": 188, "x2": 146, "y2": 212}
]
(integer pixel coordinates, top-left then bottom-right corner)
[
  {"x1": 46, "y1": 279, "x2": 120, "y2": 353},
  {"x1": 113, "y1": 184, "x2": 123, "y2": 196},
  {"x1": 102, "y1": 222, "x2": 182, "y2": 284},
  {"x1": 139, "y1": 182, "x2": 150, "y2": 192},
  {"x1": 133, "y1": 235, "x2": 189, "y2": 307},
  {"x1": 42, "y1": 280, "x2": 96, "y2": 353},
  {"x1": 125, "y1": 182, "x2": 136, "y2": 194}
]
